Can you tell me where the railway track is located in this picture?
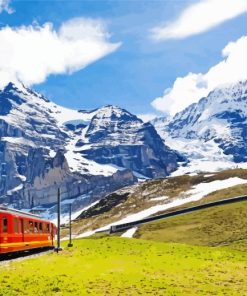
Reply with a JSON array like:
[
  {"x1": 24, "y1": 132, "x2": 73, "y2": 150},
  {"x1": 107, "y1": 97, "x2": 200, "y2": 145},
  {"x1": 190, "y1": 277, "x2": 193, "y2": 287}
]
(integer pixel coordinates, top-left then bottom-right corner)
[
  {"x1": 105, "y1": 194, "x2": 247, "y2": 234},
  {"x1": 0, "y1": 247, "x2": 54, "y2": 265}
]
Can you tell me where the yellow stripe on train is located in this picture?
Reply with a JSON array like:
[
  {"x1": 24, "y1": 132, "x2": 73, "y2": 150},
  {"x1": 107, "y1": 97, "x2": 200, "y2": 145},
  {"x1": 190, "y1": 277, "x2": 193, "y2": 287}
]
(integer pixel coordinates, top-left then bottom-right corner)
[{"x1": 0, "y1": 240, "x2": 53, "y2": 248}]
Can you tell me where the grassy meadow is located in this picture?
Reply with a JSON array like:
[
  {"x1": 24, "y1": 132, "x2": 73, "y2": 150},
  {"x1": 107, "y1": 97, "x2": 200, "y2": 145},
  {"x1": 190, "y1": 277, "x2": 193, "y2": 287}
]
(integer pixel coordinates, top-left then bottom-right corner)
[
  {"x1": 0, "y1": 236, "x2": 247, "y2": 296},
  {"x1": 135, "y1": 201, "x2": 247, "y2": 252}
]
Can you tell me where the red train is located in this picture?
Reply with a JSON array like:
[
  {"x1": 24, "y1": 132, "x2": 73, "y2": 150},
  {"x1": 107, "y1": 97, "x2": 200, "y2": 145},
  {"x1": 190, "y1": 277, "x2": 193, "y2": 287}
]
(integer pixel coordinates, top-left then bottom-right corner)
[{"x1": 0, "y1": 206, "x2": 56, "y2": 254}]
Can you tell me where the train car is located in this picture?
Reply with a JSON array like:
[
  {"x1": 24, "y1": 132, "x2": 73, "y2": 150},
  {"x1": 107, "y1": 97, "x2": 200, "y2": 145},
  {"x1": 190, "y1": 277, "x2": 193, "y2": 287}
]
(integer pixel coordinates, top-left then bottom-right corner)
[{"x1": 0, "y1": 206, "x2": 56, "y2": 254}]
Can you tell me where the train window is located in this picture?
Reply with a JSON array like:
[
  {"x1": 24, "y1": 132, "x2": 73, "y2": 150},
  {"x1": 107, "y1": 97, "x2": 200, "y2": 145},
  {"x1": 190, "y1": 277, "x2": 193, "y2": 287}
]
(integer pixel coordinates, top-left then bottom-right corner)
[
  {"x1": 46, "y1": 224, "x2": 50, "y2": 233},
  {"x1": 14, "y1": 218, "x2": 19, "y2": 233},
  {"x1": 2, "y1": 217, "x2": 8, "y2": 232},
  {"x1": 29, "y1": 221, "x2": 34, "y2": 233},
  {"x1": 39, "y1": 222, "x2": 43, "y2": 232},
  {"x1": 34, "y1": 222, "x2": 38, "y2": 233}
]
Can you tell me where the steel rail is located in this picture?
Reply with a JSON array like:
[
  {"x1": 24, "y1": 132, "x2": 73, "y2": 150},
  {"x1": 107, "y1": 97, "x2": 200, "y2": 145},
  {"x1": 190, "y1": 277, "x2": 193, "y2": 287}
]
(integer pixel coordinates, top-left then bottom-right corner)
[{"x1": 0, "y1": 247, "x2": 54, "y2": 264}]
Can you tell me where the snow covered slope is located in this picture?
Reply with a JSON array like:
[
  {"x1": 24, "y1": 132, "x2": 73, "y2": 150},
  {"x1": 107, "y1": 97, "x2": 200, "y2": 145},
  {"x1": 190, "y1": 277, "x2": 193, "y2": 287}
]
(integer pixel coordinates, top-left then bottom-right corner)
[
  {"x1": 70, "y1": 105, "x2": 179, "y2": 178},
  {"x1": 153, "y1": 80, "x2": 247, "y2": 174}
]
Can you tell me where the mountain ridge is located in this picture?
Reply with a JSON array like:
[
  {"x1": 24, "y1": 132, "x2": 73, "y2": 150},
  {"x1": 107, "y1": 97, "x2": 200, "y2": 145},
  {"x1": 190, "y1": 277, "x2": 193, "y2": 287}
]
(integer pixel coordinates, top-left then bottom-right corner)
[
  {"x1": 153, "y1": 80, "x2": 247, "y2": 174},
  {"x1": 0, "y1": 82, "x2": 179, "y2": 210}
]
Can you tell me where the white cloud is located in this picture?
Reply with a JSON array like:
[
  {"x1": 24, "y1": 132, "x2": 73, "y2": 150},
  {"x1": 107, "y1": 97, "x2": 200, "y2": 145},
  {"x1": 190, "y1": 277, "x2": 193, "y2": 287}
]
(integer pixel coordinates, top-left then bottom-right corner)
[
  {"x1": 0, "y1": 18, "x2": 121, "y2": 88},
  {"x1": 0, "y1": 0, "x2": 13, "y2": 13},
  {"x1": 138, "y1": 113, "x2": 158, "y2": 122},
  {"x1": 152, "y1": 35, "x2": 247, "y2": 115},
  {"x1": 151, "y1": 0, "x2": 247, "y2": 41}
]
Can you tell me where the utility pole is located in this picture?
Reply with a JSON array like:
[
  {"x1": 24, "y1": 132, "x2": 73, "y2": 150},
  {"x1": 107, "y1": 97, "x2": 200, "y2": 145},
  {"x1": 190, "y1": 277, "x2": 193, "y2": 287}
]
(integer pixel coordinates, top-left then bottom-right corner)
[
  {"x1": 55, "y1": 187, "x2": 62, "y2": 252},
  {"x1": 68, "y1": 203, "x2": 73, "y2": 247}
]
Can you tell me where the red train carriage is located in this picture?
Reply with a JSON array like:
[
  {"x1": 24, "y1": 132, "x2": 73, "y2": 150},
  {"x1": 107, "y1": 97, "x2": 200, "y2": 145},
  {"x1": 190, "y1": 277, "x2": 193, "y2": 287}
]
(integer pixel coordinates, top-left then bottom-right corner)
[{"x1": 0, "y1": 207, "x2": 56, "y2": 254}]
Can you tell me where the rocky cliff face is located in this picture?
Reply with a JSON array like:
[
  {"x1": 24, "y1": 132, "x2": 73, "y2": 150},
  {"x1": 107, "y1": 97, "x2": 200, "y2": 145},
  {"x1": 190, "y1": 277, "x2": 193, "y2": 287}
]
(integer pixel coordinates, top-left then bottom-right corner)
[
  {"x1": 0, "y1": 82, "x2": 179, "y2": 210},
  {"x1": 75, "y1": 105, "x2": 178, "y2": 178}
]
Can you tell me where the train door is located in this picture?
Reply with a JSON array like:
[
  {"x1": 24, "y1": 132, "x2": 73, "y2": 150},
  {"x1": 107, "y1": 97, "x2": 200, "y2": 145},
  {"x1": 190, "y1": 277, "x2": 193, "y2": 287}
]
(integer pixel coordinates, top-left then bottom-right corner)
[{"x1": 20, "y1": 218, "x2": 24, "y2": 242}]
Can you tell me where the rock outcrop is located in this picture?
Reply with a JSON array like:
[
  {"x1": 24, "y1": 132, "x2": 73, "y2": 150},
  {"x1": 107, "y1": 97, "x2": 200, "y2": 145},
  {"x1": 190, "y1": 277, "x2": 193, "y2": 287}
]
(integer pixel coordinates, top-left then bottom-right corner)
[{"x1": 78, "y1": 105, "x2": 178, "y2": 178}]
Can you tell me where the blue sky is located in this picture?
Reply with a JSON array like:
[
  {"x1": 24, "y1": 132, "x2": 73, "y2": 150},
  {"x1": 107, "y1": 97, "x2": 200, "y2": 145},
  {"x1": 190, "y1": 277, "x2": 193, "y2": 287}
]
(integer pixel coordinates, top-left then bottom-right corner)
[{"x1": 1, "y1": 0, "x2": 247, "y2": 117}]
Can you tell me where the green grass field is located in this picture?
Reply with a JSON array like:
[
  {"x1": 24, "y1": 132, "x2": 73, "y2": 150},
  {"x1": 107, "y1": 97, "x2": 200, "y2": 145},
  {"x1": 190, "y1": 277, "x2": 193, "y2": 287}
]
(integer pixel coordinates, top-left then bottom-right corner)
[
  {"x1": 0, "y1": 237, "x2": 247, "y2": 296},
  {"x1": 135, "y1": 201, "x2": 247, "y2": 252}
]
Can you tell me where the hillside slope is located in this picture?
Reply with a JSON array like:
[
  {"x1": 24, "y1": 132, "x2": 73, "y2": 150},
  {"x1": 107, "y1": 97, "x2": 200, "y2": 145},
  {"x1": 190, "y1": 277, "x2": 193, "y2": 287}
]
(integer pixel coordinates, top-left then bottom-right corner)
[
  {"x1": 135, "y1": 200, "x2": 247, "y2": 251},
  {"x1": 66, "y1": 169, "x2": 247, "y2": 237}
]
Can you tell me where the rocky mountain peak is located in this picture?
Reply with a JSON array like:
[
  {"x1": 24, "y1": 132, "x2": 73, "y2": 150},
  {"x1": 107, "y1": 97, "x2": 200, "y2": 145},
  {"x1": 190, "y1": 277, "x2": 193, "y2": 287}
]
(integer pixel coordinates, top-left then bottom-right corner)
[
  {"x1": 162, "y1": 80, "x2": 247, "y2": 140},
  {"x1": 3, "y1": 82, "x2": 30, "y2": 93},
  {"x1": 85, "y1": 105, "x2": 143, "y2": 144},
  {"x1": 153, "y1": 79, "x2": 247, "y2": 171},
  {"x1": 3, "y1": 82, "x2": 19, "y2": 92},
  {"x1": 0, "y1": 82, "x2": 49, "y2": 111},
  {"x1": 92, "y1": 105, "x2": 141, "y2": 122},
  {"x1": 73, "y1": 105, "x2": 179, "y2": 178}
]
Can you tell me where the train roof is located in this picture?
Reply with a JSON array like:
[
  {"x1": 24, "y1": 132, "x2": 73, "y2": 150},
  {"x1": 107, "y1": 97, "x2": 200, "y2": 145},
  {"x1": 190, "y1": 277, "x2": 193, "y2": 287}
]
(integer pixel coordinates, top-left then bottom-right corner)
[{"x1": 0, "y1": 206, "x2": 51, "y2": 222}]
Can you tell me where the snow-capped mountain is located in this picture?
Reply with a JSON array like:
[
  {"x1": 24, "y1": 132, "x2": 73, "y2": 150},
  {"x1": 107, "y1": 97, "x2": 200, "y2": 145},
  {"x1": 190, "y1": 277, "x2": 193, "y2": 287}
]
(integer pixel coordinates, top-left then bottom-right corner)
[
  {"x1": 0, "y1": 82, "x2": 179, "y2": 210},
  {"x1": 74, "y1": 105, "x2": 178, "y2": 178},
  {"x1": 153, "y1": 80, "x2": 247, "y2": 174}
]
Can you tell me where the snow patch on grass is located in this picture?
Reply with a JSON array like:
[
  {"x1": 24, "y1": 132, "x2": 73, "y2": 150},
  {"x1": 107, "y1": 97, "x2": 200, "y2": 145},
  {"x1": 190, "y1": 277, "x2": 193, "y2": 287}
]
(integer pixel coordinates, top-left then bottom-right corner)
[
  {"x1": 121, "y1": 227, "x2": 138, "y2": 238},
  {"x1": 150, "y1": 196, "x2": 169, "y2": 201}
]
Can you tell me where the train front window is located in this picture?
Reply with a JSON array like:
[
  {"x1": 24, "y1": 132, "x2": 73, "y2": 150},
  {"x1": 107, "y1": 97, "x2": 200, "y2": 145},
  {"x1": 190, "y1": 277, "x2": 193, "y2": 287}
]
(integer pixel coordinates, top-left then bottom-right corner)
[{"x1": 2, "y1": 217, "x2": 8, "y2": 232}]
